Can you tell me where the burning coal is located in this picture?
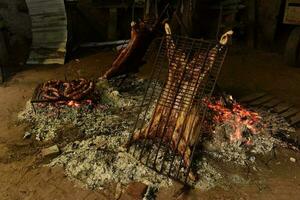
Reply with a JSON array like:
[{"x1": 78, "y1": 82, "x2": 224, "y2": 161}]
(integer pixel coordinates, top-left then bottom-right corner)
[
  {"x1": 205, "y1": 97, "x2": 262, "y2": 144},
  {"x1": 201, "y1": 95, "x2": 295, "y2": 166}
]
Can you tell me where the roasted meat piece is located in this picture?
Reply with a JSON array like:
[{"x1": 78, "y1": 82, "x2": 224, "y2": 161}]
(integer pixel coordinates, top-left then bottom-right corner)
[
  {"x1": 102, "y1": 20, "x2": 158, "y2": 79},
  {"x1": 130, "y1": 24, "x2": 233, "y2": 169}
]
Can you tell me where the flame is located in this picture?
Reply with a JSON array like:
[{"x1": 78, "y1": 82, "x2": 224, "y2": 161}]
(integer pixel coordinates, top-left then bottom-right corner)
[{"x1": 205, "y1": 99, "x2": 261, "y2": 143}]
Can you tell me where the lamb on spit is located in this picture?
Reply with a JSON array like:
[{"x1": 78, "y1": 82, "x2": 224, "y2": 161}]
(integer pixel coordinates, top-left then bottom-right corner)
[
  {"x1": 41, "y1": 79, "x2": 94, "y2": 101},
  {"x1": 129, "y1": 23, "x2": 233, "y2": 170},
  {"x1": 102, "y1": 20, "x2": 158, "y2": 79}
]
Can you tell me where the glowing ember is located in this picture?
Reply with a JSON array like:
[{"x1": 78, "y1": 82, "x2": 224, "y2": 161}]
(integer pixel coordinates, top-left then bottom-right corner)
[
  {"x1": 205, "y1": 98, "x2": 262, "y2": 143},
  {"x1": 67, "y1": 101, "x2": 81, "y2": 107},
  {"x1": 64, "y1": 99, "x2": 94, "y2": 108}
]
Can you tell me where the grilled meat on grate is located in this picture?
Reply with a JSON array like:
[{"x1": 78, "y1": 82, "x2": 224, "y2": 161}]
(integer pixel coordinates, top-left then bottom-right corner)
[
  {"x1": 41, "y1": 79, "x2": 94, "y2": 101},
  {"x1": 129, "y1": 24, "x2": 230, "y2": 169}
]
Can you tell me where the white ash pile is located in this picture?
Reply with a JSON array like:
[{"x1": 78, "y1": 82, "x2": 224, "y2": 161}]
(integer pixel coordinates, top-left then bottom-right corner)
[
  {"x1": 49, "y1": 134, "x2": 173, "y2": 189},
  {"x1": 49, "y1": 133, "x2": 223, "y2": 190},
  {"x1": 18, "y1": 102, "x2": 128, "y2": 141}
]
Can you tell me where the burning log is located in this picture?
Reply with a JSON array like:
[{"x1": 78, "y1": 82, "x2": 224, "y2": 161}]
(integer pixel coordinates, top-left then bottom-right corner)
[
  {"x1": 41, "y1": 79, "x2": 94, "y2": 101},
  {"x1": 102, "y1": 20, "x2": 158, "y2": 79},
  {"x1": 129, "y1": 23, "x2": 233, "y2": 169}
]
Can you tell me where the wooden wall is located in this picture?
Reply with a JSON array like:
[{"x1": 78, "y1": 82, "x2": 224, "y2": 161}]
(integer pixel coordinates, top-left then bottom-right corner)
[{"x1": 25, "y1": 0, "x2": 67, "y2": 64}]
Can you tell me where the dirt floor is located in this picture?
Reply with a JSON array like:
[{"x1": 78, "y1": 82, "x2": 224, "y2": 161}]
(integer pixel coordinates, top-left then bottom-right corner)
[{"x1": 0, "y1": 48, "x2": 300, "y2": 200}]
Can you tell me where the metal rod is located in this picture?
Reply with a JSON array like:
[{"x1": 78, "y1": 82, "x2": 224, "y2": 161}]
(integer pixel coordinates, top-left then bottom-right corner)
[{"x1": 79, "y1": 40, "x2": 130, "y2": 48}]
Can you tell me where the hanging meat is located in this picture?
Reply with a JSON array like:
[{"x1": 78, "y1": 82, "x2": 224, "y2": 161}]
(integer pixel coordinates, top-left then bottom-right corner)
[
  {"x1": 102, "y1": 20, "x2": 158, "y2": 79},
  {"x1": 129, "y1": 23, "x2": 233, "y2": 169}
]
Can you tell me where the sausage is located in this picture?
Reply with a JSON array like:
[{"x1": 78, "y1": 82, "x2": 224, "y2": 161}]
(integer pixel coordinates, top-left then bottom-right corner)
[{"x1": 40, "y1": 79, "x2": 94, "y2": 101}]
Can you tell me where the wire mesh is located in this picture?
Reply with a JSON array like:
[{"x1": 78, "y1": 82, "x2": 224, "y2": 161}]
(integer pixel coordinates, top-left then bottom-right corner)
[{"x1": 127, "y1": 34, "x2": 228, "y2": 185}]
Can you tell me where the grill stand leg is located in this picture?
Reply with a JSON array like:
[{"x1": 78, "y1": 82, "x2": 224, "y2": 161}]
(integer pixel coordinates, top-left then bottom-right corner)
[{"x1": 31, "y1": 102, "x2": 37, "y2": 114}]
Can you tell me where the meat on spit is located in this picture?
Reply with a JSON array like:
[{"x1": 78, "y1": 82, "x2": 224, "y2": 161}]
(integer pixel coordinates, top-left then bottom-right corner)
[
  {"x1": 102, "y1": 20, "x2": 158, "y2": 79},
  {"x1": 129, "y1": 23, "x2": 233, "y2": 170}
]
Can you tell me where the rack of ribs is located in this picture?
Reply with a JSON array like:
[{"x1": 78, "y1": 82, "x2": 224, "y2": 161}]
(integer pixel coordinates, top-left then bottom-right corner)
[{"x1": 129, "y1": 23, "x2": 233, "y2": 170}]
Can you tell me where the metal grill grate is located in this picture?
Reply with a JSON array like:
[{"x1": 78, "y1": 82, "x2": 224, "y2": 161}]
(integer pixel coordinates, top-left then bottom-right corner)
[
  {"x1": 30, "y1": 80, "x2": 97, "y2": 113},
  {"x1": 127, "y1": 34, "x2": 229, "y2": 185}
]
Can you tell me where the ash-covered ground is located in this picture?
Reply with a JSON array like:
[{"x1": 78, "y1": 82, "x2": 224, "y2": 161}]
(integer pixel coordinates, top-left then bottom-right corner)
[{"x1": 18, "y1": 76, "x2": 296, "y2": 190}]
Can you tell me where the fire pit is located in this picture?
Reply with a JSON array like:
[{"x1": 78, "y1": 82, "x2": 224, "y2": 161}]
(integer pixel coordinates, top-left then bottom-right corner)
[
  {"x1": 18, "y1": 74, "x2": 297, "y2": 191},
  {"x1": 17, "y1": 26, "x2": 298, "y2": 193}
]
